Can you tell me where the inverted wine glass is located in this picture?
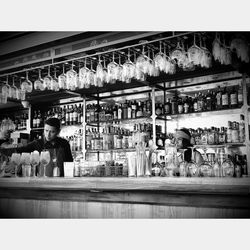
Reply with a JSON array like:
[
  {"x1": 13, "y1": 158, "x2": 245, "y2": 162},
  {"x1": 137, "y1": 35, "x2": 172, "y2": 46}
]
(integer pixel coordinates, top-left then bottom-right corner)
[
  {"x1": 58, "y1": 64, "x2": 67, "y2": 90},
  {"x1": 51, "y1": 68, "x2": 60, "y2": 91},
  {"x1": 122, "y1": 48, "x2": 135, "y2": 83},
  {"x1": 66, "y1": 61, "x2": 78, "y2": 90},
  {"x1": 43, "y1": 66, "x2": 53, "y2": 90}
]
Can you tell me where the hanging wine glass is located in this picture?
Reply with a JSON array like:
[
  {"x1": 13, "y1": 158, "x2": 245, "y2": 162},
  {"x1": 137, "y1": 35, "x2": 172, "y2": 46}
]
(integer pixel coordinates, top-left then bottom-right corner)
[
  {"x1": 122, "y1": 48, "x2": 135, "y2": 83},
  {"x1": 76, "y1": 62, "x2": 82, "y2": 89},
  {"x1": 10, "y1": 76, "x2": 17, "y2": 99},
  {"x1": 187, "y1": 34, "x2": 202, "y2": 66},
  {"x1": 200, "y1": 36, "x2": 212, "y2": 68},
  {"x1": 107, "y1": 52, "x2": 118, "y2": 84},
  {"x1": 162, "y1": 43, "x2": 171, "y2": 74},
  {"x1": 149, "y1": 49, "x2": 160, "y2": 77},
  {"x1": 171, "y1": 41, "x2": 184, "y2": 64},
  {"x1": 96, "y1": 55, "x2": 105, "y2": 87},
  {"x1": 182, "y1": 42, "x2": 195, "y2": 71},
  {"x1": 58, "y1": 64, "x2": 67, "y2": 90},
  {"x1": 154, "y1": 41, "x2": 166, "y2": 72},
  {"x1": 43, "y1": 66, "x2": 53, "y2": 90},
  {"x1": 34, "y1": 69, "x2": 44, "y2": 91},
  {"x1": 66, "y1": 61, "x2": 78, "y2": 90},
  {"x1": 88, "y1": 59, "x2": 97, "y2": 87},
  {"x1": 136, "y1": 45, "x2": 152, "y2": 76},
  {"x1": 116, "y1": 53, "x2": 123, "y2": 81},
  {"x1": 134, "y1": 51, "x2": 146, "y2": 81},
  {"x1": 19, "y1": 79, "x2": 26, "y2": 101},
  {"x1": 167, "y1": 45, "x2": 177, "y2": 75},
  {"x1": 102, "y1": 56, "x2": 109, "y2": 84},
  {"x1": 222, "y1": 34, "x2": 232, "y2": 65},
  {"x1": 2, "y1": 76, "x2": 11, "y2": 98},
  {"x1": 79, "y1": 58, "x2": 91, "y2": 89},
  {"x1": 51, "y1": 67, "x2": 59, "y2": 91}
]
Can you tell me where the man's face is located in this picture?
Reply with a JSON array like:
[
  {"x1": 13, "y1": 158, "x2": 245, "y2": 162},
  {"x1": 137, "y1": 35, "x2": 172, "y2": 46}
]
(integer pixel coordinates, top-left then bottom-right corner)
[
  {"x1": 44, "y1": 124, "x2": 59, "y2": 142},
  {"x1": 175, "y1": 137, "x2": 184, "y2": 149}
]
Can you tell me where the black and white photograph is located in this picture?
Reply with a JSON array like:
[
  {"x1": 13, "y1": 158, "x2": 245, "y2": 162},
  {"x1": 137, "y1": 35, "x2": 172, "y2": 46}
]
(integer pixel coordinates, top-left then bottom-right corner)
[{"x1": 0, "y1": 1, "x2": 249, "y2": 249}]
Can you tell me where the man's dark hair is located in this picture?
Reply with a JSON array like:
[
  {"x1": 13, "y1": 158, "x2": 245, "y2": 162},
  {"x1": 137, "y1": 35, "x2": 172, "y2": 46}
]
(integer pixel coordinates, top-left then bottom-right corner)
[{"x1": 44, "y1": 118, "x2": 61, "y2": 131}]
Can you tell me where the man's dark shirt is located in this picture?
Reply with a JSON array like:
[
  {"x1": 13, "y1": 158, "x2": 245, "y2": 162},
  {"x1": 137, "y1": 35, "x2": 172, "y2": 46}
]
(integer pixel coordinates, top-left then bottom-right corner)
[{"x1": 16, "y1": 137, "x2": 73, "y2": 177}]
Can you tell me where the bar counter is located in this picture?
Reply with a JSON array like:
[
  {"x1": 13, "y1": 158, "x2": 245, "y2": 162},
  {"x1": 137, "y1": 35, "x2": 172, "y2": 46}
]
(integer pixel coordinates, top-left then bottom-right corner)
[{"x1": 0, "y1": 177, "x2": 250, "y2": 218}]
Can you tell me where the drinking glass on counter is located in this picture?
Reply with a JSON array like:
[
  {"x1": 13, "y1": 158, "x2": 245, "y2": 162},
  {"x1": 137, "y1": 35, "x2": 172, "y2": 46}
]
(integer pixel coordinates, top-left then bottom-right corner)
[
  {"x1": 10, "y1": 153, "x2": 21, "y2": 177},
  {"x1": 20, "y1": 152, "x2": 31, "y2": 177},
  {"x1": 30, "y1": 151, "x2": 40, "y2": 177},
  {"x1": 40, "y1": 150, "x2": 50, "y2": 178}
]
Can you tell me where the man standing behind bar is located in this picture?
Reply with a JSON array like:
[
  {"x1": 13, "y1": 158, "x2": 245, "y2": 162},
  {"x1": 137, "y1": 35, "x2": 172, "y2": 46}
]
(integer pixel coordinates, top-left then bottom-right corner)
[{"x1": 0, "y1": 118, "x2": 73, "y2": 177}]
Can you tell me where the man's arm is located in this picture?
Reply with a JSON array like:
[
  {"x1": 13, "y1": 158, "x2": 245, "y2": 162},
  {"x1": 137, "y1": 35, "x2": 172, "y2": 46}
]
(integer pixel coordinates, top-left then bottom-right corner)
[{"x1": 0, "y1": 140, "x2": 41, "y2": 156}]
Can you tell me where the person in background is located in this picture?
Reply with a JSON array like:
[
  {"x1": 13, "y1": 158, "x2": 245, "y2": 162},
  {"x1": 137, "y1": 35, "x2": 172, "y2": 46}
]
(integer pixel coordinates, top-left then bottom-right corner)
[
  {"x1": 0, "y1": 118, "x2": 73, "y2": 177},
  {"x1": 174, "y1": 128, "x2": 203, "y2": 166}
]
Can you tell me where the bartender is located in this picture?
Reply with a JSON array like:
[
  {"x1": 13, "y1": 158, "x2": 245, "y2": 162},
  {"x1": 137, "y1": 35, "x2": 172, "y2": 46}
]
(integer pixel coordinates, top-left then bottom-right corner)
[
  {"x1": 174, "y1": 128, "x2": 203, "y2": 166},
  {"x1": 0, "y1": 117, "x2": 73, "y2": 177}
]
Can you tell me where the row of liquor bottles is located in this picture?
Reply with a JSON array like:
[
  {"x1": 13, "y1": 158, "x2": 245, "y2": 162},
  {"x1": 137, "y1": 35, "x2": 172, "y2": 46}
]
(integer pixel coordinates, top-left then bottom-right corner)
[
  {"x1": 85, "y1": 123, "x2": 156, "y2": 151},
  {"x1": 157, "y1": 85, "x2": 244, "y2": 116},
  {"x1": 189, "y1": 118, "x2": 246, "y2": 145},
  {"x1": 32, "y1": 103, "x2": 83, "y2": 128},
  {"x1": 0, "y1": 114, "x2": 29, "y2": 132},
  {"x1": 31, "y1": 83, "x2": 244, "y2": 128}
]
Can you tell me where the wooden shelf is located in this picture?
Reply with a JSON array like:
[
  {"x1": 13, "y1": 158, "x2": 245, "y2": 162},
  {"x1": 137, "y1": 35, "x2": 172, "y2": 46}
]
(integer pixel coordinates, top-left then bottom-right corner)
[
  {"x1": 87, "y1": 147, "x2": 149, "y2": 153},
  {"x1": 158, "y1": 108, "x2": 242, "y2": 120},
  {"x1": 194, "y1": 143, "x2": 246, "y2": 149}
]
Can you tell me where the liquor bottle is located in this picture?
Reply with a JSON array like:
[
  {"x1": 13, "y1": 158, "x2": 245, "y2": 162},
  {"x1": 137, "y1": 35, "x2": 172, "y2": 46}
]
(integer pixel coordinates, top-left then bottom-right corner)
[
  {"x1": 197, "y1": 91, "x2": 203, "y2": 112},
  {"x1": 230, "y1": 87, "x2": 238, "y2": 108},
  {"x1": 155, "y1": 103, "x2": 162, "y2": 116},
  {"x1": 164, "y1": 98, "x2": 171, "y2": 115},
  {"x1": 206, "y1": 89, "x2": 212, "y2": 111},
  {"x1": 171, "y1": 94, "x2": 178, "y2": 115},
  {"x1": 213, "y1": 152, "x2": 221, "y2": 177},
  {"x1": 193, "y1": 93, "x2": 198, "y2": 112},
  {"x1": 116, "y1": 128, "x2": 122, "y2": 149},
  {"x1": 207, "y1": 127, "x2": 215, "y2": 145},
  {"x1": 221, "y1": 87, "x2": 229, "y2": 109},
  {"x1": 123, "y1": 101, "x2": 128, "y2": 119},
  {"x1": 94, "y1": 104, "x2": 98, "y2": 123},
  {"x1": 177, "y1": 97, "x2": 184, "y2": 114},
  {"x1": 227, "y1": 121, "x2": 232, "y2": 143},
  {"x1": 86, "y1": 104, "x2": 90, "y2": 123},
  {"x1": 33, "y1": 111, "x2": 37, "y2": 128},
  {"x1": 127, "y1": 101, "x2": 132, "y2": 119},
  {"x1": 201, "y1": 128, "x2": 208, "y2": 145},
  {"x1": 146, "y1": 100, "x2": 152, "y2": 116},
  {"x1": 37, "y1": 110, "x2": 42, "y2": 128},
  {"x1": 78, "y1": 104, "x2": 82, "y2": 124},
  {"x1": 131, "y1": 100, "x2": 137, "y2": 119},
  {"x1": 136, "y1": 101, "x2": 143, "y2": 117},
  {"x1": 89, "y1": 104, "x2": 95, "y2": 123},
  {"x1": 221, "y1": 153, "x2": 234, "y2": 177},
  {"x1": 234, "y1": 154, "x2": 242, "y2": 178},
  {"x1": 66, "y1": 105, "x2": 70, "y2": 125},
  {"x1": 231, "y1": 121, "x2": 239, "y2": 143},
  {"x1": 237, "y1": 82, "x2": 243, "y2": 107},
  {"x1": 118, "y1": 104, "x2": 123, "y2": 120},
  {"x1": 183, "y1": 96, "x2": 189, "y2": 114},
  {"x1": 61, "y1": 105, "x2": 66, "y2": 125},
  {"x1": 239, "y1": 114, "x2": 245, "y2": 143},
  {"x1": 73, "y1": 104, "x2": 78, "y2": 125},
  {"x1": 219, "y1": 127, "x2": 226, "y2": 144},
  {"x1": 216, "y1": 86, "x2": 222, "y2": 110}
]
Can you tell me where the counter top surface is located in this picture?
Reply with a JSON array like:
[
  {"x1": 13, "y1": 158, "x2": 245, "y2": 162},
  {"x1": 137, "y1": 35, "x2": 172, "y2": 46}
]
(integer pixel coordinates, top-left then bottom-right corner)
[{"x1": 0, "y1": 177, "x2": 250, "y2": 195}]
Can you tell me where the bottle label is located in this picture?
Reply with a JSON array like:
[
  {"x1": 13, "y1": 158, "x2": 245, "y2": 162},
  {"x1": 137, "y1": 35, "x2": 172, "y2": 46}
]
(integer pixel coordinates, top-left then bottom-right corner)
[
  {"x1": 230, "y1": 93, "x2": 237, "y2": 105},
  {"x1": 238, "y1": 93, "x2": 243, "y2": 104},
  {"x1": 193, "y1": 102, "x2": 198, "y2": 112},
  {"x1": 222, "y1": 94, "x2": 229, "y2": 106},
  {"x1": 178, "y1": 104, "x2": 184, "y2": 114},
  {"x1": 164, "y1": 104, "x2": 170, "y2": 114}
]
